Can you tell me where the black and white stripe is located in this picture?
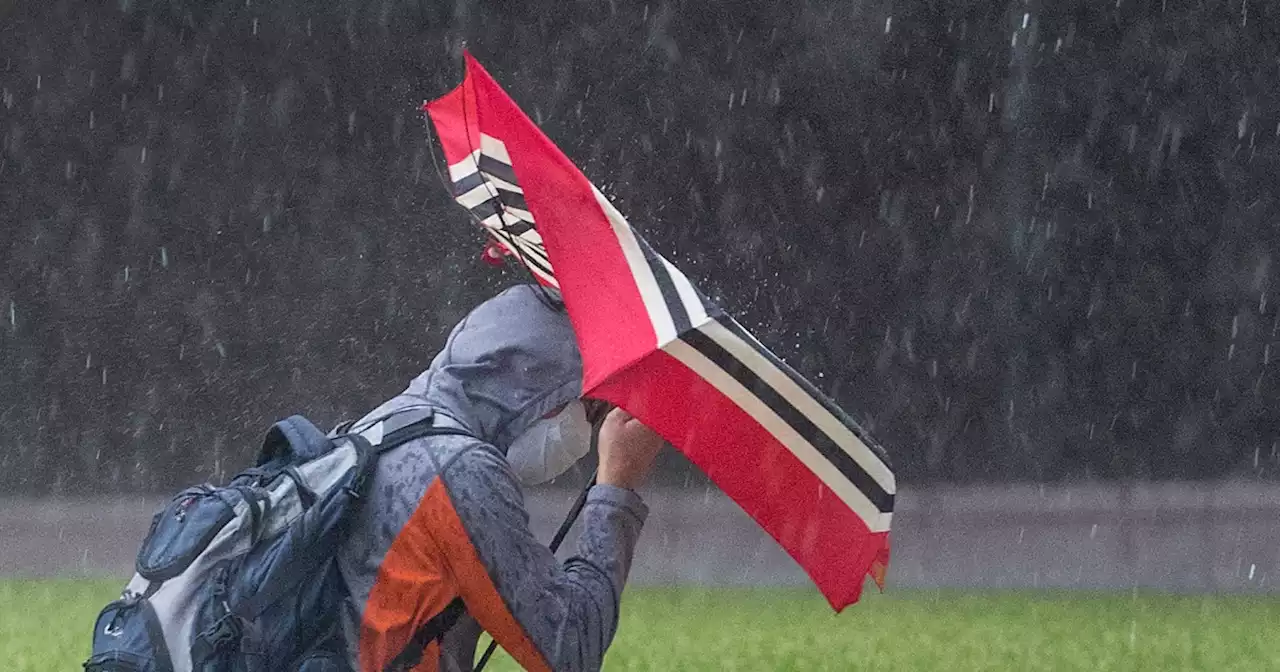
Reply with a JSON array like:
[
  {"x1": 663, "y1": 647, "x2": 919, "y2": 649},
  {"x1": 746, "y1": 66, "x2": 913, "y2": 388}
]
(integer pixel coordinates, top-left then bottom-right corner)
[
  {"x1": 448, "y1": 134, "x2": 557, "y2": 287},
  {"x1": 666, "y1": 318, "x2": 896, "y2": 531},
  {"x1": 591, "y1": 185, "x2": 709, "y2": 343}
]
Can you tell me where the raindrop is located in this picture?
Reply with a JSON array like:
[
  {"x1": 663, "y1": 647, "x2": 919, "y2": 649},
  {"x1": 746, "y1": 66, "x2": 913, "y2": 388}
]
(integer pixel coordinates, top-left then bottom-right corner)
[
  {"x1": 1022, "y1": 13, "x2": 1029, "y2": 29},
  {"x1": 1090, "y1": 523, "x2": 1098, "y2": 539},
  {"x1": 101, "y1": 367, "x2": 108, "y2": 386},
  {"x1": 8, "y1": 300, "x2": 15, "y2": 332},
  {"x1": 1017, "y1": 527, "x2": 1025, "y2": 544},
  {"x1": 89, "y1": 110, "x2": 95, "y2": 129},
  {"x1": 252, "y1": 18, "x2": 259, "y2": 35},
  {"x1": 140, "y1": 147, "x2": 147, "y2": 163},
  {"x1": 1254, "y1": 446, "x2": 1260, "y2": 468},
  {"x1": 1250, "y1": 563, "x2": 1257, "y2": 580},
  {"x1": 158, "y1": 84, "x2": 164, "y2": 101},
  {"x1": 36, "y1": 74, "x2": 41, "y2": 90},
  {"x1": 124, "y1": 266, "x2": 130, "y2": 282},
  {"x1": 85, "y1": 353, "x2": 91, "y2": 370},
  {"x1": 1232, "y1": 314, "x2": 1240, "y2": 339},
  {"x1": 215, "y1": 342, "x2": 227, "y2": 358},
  {"x1": 884, "y1": 16, "x2": 892, "y2": 34},
  {"x1": 964, "y1": 185, "x2": 976, "y2": 225},
  {"x1": 160, "y1": 246, "x2": 169, "y2": 268}
]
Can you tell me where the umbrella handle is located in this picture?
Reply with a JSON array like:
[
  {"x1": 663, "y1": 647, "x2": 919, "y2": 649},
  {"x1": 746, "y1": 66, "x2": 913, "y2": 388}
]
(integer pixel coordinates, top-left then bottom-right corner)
[{"x1": 474, "y1": 468, "x2": 599, "y2": 671}]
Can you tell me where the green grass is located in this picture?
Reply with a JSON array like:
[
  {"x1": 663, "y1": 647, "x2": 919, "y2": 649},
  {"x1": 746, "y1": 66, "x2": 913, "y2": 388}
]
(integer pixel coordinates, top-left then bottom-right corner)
[{"x1": 6, "y1": 579, "x2": 1279, "y2": 671}]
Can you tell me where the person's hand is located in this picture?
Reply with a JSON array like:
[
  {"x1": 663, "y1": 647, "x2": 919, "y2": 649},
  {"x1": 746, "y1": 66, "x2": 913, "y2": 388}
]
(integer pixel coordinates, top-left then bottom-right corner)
[{"x1": 596, "y1": 408, "x2": 664, "y2": 491}]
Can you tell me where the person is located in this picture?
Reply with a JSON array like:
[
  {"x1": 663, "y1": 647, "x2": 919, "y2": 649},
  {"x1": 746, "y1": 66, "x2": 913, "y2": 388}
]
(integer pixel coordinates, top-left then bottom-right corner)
[{"x1": 332, "y1": 283, "x2": 666, "y2": 672}]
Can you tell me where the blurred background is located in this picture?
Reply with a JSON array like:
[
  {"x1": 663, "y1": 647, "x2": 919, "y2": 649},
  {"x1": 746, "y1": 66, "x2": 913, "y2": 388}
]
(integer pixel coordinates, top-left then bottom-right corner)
[{"x1": 3, "y1": 0, "x2": 1280, "y2": 594}]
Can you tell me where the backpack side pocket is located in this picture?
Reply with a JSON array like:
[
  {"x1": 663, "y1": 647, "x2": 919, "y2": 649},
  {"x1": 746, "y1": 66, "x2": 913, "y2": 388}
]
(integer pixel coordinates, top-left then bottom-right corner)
[{"x1": 84, "y1": 595, "x2": 174, "y2": 672}]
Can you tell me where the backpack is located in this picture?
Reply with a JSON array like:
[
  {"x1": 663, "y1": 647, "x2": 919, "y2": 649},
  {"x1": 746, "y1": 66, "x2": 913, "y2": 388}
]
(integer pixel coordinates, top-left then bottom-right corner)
[{"x1": 83, "y1": 406, "x2": 472, "y2": 672}]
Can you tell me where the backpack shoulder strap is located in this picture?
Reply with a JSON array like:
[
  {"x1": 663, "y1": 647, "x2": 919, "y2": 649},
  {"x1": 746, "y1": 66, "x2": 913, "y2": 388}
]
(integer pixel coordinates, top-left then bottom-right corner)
[
  {"x1": 342, "y1": 406, "x2": 476, "y2": 455},
  {"x1": 384, "y1": 597, "x2": 467, "y2": 672}
]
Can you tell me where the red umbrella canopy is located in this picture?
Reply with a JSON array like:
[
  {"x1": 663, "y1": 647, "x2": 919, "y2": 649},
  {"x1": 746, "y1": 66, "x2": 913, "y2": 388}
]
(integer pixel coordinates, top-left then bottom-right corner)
[{"x1": 424, "y1": 52, "x2": 896, "y2": 611}]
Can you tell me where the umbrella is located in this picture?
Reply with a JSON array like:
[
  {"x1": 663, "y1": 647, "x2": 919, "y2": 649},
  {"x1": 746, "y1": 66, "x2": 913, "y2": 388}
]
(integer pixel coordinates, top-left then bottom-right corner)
[{"x1": 422, "y1": 51, "x2": 895, "y2": 612}]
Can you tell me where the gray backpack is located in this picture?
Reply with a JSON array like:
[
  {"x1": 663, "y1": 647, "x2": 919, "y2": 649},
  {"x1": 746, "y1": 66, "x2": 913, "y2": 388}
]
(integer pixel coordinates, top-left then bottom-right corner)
[{"x1": 84, "y1": 407, "x2": 471, "y2": 672}]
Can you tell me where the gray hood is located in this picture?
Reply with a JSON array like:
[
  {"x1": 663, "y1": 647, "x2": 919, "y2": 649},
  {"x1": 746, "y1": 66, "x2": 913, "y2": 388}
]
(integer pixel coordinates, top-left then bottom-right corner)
[{"x1": 401, "y1": 284, "x2": 584, "y2": 453}]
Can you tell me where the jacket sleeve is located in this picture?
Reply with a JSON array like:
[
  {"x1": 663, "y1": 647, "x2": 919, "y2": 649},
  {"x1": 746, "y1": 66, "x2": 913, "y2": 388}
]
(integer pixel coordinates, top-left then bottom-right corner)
[{"x1": 434, "y1": 445, "x2": 648, "y2": 672}]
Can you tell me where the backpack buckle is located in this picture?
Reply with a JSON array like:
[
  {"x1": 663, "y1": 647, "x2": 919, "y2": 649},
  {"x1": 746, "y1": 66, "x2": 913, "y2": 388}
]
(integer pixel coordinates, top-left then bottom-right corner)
[{"x1": 198, "y1": 611, "x2": 243, "y2": 652}]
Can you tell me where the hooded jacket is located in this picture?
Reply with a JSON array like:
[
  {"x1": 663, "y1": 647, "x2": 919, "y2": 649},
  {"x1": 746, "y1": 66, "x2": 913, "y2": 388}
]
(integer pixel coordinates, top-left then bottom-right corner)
[{"x1": 335, "y1": 284, "x2": 649, "y2": 672}]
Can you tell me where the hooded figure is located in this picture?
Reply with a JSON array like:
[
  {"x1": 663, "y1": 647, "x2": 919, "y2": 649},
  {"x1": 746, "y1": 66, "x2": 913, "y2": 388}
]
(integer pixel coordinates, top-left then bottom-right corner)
[{"x1": 334, "y1": 284, "x2": 649, "y2": 672}]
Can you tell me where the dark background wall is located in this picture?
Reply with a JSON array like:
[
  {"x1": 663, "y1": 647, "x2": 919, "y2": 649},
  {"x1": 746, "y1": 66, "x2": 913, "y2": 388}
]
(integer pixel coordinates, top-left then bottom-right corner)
[{"x1": 3, "y1": 0, "x2": 1280, "y2": 494}]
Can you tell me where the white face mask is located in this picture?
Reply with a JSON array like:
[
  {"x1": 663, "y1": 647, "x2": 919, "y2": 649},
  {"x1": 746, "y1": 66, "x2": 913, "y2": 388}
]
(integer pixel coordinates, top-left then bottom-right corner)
[{"x1": 506, "y1": 400, "x2": 593, "y2": 485}]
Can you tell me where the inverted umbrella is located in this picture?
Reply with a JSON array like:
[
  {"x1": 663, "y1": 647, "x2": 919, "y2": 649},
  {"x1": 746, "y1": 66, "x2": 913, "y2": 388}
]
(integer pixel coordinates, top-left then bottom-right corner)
[{"x1": 423, "y1": 51, "x2": 895, "y2": 612}]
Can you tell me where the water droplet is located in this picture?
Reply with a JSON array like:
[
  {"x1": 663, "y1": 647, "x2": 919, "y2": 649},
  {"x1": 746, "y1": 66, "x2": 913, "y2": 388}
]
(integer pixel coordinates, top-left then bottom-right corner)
[
  {"x1": 160, "y1": 246, "x2": 169, "y2": 268},
  {"x1": 884, "y1": 16, "x2": 892, "y2": 33}
]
